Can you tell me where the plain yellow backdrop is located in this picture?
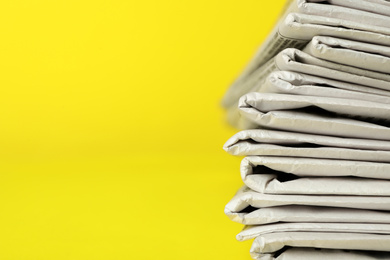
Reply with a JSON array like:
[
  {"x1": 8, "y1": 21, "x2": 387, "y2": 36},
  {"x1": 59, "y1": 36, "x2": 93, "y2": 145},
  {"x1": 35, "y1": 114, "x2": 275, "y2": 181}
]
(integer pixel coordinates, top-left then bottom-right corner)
[{"x1": 0, "y1": 1, "x2": 286, "y2": 259}]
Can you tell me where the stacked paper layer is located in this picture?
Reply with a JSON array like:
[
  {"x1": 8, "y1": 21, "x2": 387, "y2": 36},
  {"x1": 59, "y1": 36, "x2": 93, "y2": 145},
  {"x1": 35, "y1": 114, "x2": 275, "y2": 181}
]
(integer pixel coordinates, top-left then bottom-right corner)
[{"x1": 222, "y1": 0, "x2": 390, "y2": 259}]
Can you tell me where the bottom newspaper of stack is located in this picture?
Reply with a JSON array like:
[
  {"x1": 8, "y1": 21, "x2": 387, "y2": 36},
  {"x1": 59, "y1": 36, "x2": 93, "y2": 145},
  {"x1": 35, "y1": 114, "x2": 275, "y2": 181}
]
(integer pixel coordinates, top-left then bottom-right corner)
[{"x1": 223, "y1": 107, "x2": 390, "y2": 258}]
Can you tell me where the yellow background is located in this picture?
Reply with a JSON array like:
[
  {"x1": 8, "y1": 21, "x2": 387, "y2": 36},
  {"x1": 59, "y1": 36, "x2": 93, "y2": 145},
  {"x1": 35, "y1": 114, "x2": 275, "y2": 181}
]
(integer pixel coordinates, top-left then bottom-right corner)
[{"x1": 0, "y1": 1, "x2": 286, "y2": 259}]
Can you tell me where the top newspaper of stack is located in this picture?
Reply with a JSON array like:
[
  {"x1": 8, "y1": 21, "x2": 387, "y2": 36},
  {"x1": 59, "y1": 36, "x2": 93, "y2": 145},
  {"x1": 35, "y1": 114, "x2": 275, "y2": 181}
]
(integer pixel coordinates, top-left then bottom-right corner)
[{"x1": 222, "y1": 0, "x2": 390, "y2": 108}]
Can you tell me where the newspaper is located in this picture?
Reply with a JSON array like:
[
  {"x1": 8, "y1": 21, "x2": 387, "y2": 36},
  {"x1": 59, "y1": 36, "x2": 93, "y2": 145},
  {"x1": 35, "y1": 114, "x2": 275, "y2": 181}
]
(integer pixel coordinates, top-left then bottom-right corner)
[
  {"x1": 250, "y1": 232, "x2": 390, "y2": 260},
  {"x1": 224, "y1": 186, "x2": 390, "y2": 224},
  {"x1": 239, "y1": 156, "x2": 390, "y2": 195},
  {"x1": 224, "y1": 47, "x2": 390, "y2": 129},
  {"x1": 239, "y1": 174, "x2": 390, "y2": 196},
  {"x1": 238, "y1": 92, "x2": 390, "y2": 140},
  {"x1": 312, "y1": 0, "x2": 390, "y2": 15},
  {"x1": 260, "y1": 71, "x2": 390, "y2": 103},
  {"x1": 233, "y1": 205, "x2": 390, "y2": 226},
  {"x1": 294, "y1": 0, "x2": 390, "y2": 27},
  {"x1": 250, "y1": 247, "x2": 390, "y2": 260},
  {"x1": 275, "y1": 48, "x2": 390, "y2": 87},
  {"x1": 266, "y1": 248, "x2": 390, "y2": 260},
  {"x1": 238, "y1": 222, "x2": 390, "y2": 241},
  {"x1": 304, "y1": 36, "x2": 390, "y2": 74},
  {"x1": 222, "y1": 9, "x2": 390, "y2": 108},
  {"x1": 241, "y1": 156, "x2": 390, "y2": 180},
  {"x1": 222, "y1": 1, "x2": 390, "y2": 258},
  {"x1": 224, "y1": 129, "x2": 390, "y2": 158}
]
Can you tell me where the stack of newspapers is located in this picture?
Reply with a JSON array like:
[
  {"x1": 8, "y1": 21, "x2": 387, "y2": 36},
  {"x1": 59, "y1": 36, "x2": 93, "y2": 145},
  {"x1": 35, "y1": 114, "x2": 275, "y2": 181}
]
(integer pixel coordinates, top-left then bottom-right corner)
[{"x1": 222, "y1": 1, "x2": 390, "y2": 259}]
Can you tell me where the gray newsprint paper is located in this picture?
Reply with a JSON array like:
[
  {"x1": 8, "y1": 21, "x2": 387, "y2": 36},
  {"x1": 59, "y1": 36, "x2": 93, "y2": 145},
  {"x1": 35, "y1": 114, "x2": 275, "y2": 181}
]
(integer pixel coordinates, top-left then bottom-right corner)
[
  {"x1": 238, "y1": 222, "x2": 390, "y2": 241},
  {"x1": 238, "y1": 156, "x2": 390, "y2": 196},
  {"x1": 260, "y1": 71, "x2": 390, "y2": 104},
  {"x1": 234, "y1": 206, "x2": 390, "y2": 226},
  {"x1": 295, "y1": 0, "x2": 390, "y2": 26},
  {"x1": 224, "y1": 129, "x2": 390, "y2": 158},
  {"x1": 222, "y1": 0, "x2": 390, "y2": 108},
  {"x1": 225, "y1": 46, "x2": 390, "y2": 129},
  {"x1": 275, "y1": 48, "x2": 390, "y2": 88},
  {"x1": 223, "y1": 2, "x2": 390, "y2": 259},
  {"x1": 225, "y1": 47, "x2": 390, "y2": 112},
  {"x1": 225, "y1": 186, "x2": 390, "y2": 224},
  {"x1": 240, "y1": 155, "x2": 390, "y2": 180},
  {"x1": 238, "y1": 92, "x2": 390, "y2": 140},
  {"x1": 304, "y1": 36, "x2": 390, "y2": 75},
  {"x1": 250, "y1": 232, "x2": 390, "y2": 260},
  {"x1": 251, "y1": 247, "x2": 390, "y2": 260},
  {"x1": 224, "y1": 131, "x2": 390, "y2": 194},
  {"x1": 223, "y1": 129, "x2": 390, "y2": 155}
]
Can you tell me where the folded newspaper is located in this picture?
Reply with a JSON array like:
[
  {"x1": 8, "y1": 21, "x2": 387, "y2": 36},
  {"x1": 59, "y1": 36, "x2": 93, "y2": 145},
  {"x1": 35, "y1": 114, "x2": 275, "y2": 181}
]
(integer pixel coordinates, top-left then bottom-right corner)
[
  {"x1": 224, "y1": 129, "x2": 390, "y2": 157},
  {"x1": 260, "y1": 71, "x2": 390, "y2": 103},
  {"x1": 250, "y1": 232, "x2": 390, "y2": 260},
  {"x1": 222, "y1": 0, "x2": 390, "y2": 259},
  {"x1": 249, "y1": 247, "x2": 390, "y2": 260},
  {"x1": 244, "y1": 223, "x2": 390, "y2": 259},
  {"x1": 222, "y1": 0, "x2": 390, "y2": 108},
  {"x1": 226, "y1": 46, "x2": 390, "y2": 129},
  {"x1": 304, "y1": 36, "x2": 390, "y2": 74},
  {"x1": 240, "y1": 156, "x2": 390, "y2": 195},
  {"x1": 240, "y1": 155, "x2": 390, "y2": 180},
  {"x1": 225, "y1": 186, "x2": 390, "y2": 224},
  {"x1": 225, "y1": 45, "x2": 390, "y2": 114},
  {"x1": 237, "y1": 92, "x2": 390, "y2": 140},
  {"x1": 234, "y1": 205, "x2": 390, "y2": 226},
  {"x1": 238, "y1": 222, "x2": 390, "y2": 241}
]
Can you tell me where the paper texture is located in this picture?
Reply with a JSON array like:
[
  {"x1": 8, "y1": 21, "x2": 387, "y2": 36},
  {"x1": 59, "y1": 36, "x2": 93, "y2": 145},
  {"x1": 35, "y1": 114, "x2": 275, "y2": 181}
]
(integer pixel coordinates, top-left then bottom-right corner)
[
  {"x1": 253, "y1": 248, "x2": 390, "y2": 260},
  {"x1": 222, "y1": 1, "x2": 390, "y2": 258},
  {"x1": 224, "y1": 129, "x2": 390, "y2": 157},
  {"x1": 238, "y1": 222, "x2": 390, "y2": 241},
  {"x1": 235, "y1": 206, "x2": 390, "y2": 227},
  {"x1": 239, "y1": 156, "x2": 390, "y2": 195},
  {"x1": 295, "y1": 0, "x2": 390, "y2": 27},
  {"x1": 222, "y1": 7, "x2": 390, "y2": 108},
  {"x1": 225, "y1": 186, "x2": 390, "y2": 224},
  {"x1": 260, "y1": 71, "x2": 390, "y2": 103},
  {"x1": 241, "y1": 156, "x2": 390, "y2": 180},
  {"x1": 272, "y1": 248, "x2": 390, "y2": 260},
  {"x1": 304, "y1": 36, "x2": 390, "y2": 74},
  {"x1": 250, "y1": 232, "x2": 390, "y2": 259},
  {"x1": 274, "y1": 48, "x2": 390, "y2": 89},
  {"x1": 225, "y1": 47, "x2": 390, "y2": 129},
  {"x1": 238, "y1": 92, "x2": 390, "y2": 140}
]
